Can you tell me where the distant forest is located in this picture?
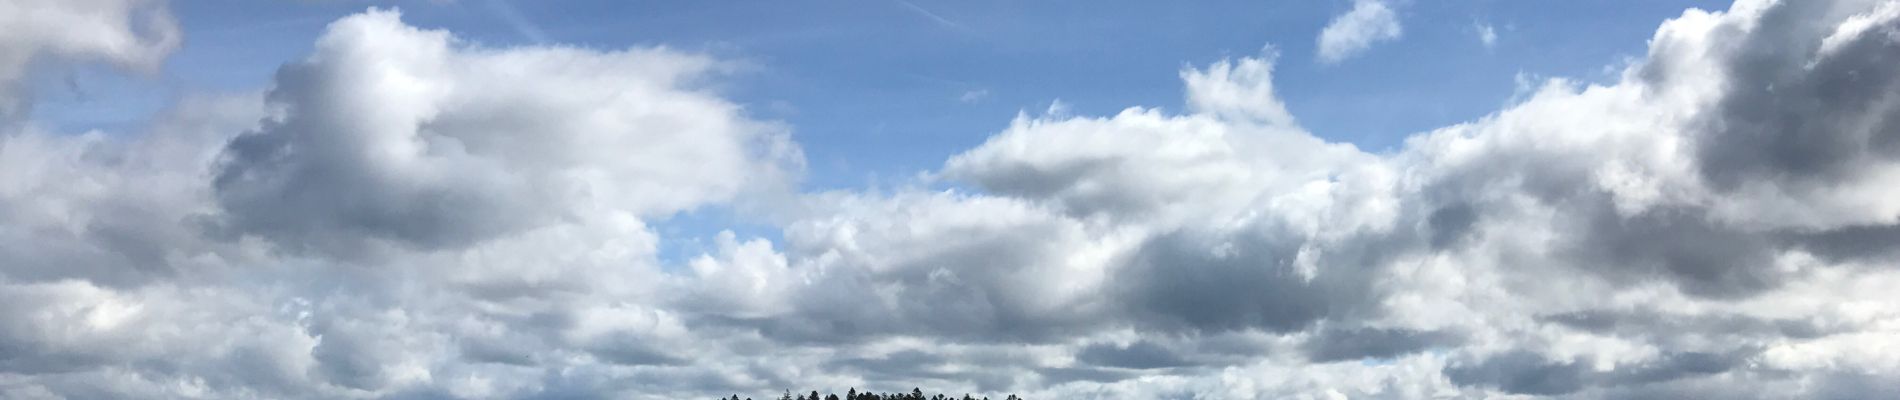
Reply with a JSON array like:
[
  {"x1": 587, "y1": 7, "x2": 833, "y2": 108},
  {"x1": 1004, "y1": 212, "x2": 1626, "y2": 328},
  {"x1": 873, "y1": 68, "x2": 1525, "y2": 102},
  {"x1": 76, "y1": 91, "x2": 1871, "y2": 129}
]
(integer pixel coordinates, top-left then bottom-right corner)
[{"x1": 718, "y1": 388, "x2": 1023, "y2": 400}]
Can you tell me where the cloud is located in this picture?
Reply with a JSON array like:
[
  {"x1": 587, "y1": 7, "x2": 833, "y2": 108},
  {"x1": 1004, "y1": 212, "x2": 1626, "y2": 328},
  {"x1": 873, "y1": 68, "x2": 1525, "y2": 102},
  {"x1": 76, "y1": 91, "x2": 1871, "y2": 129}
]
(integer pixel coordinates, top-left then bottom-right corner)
[
  {"x1": 767, "y1": 0, "x2": 1900, "y2": 396},
  {"x1": 0, "y1": 0, "x2": 179, "y2": 120},
  {"x1": 5, "y1": 0, "x2": 1900, "y2": 399},
  {"x1": 0, "y1": 93, "x2": 264, "y2": 287},
  {"x1": 0, "y1": 8, "x2": 800, "y2": 399},
  {"x1": 1300, "y1": 326, "x2": 1459, "y2": 363},
  {"x1": 1181, "y1": 51, "x2": 1298, "y2": 125},
  {"x1": 1477, "y1": 22, "x2": 1499, "y2": 48},
  {"x1": 209, "y1": 9, "x2": 801, "y2": 256},
  {"x1": 1316, "y1": 0, "x2": 1403, "y2": 64},
  {"x1": 1444, "y1": 349, "x2": 1755, "y2": 396},
  {"x1": 725, "y1": 191, "x2": 1113, "y2": 342},
  {"x1": 958, "y1": 89, "x2": 989, "y2": 103},
  {"x1": 1681, "y1": 0, "x2": 1900, "y2": 198},
  {"x1": 1075, "y1": 340, "x2": 1190, "y2": 370},
  {"x1": 894, "y1": 0, "x2": 966, "y2": 31}
]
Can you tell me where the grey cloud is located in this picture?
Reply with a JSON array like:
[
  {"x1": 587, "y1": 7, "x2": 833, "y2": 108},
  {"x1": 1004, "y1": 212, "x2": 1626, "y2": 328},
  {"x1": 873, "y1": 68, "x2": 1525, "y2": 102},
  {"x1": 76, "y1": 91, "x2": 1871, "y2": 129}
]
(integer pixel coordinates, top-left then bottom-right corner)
[
  {"x1": 953, "y1": 157, "x2": 1134, "y2": 218},
  {"x1": 739, "y1": 1, "x2": 1900, "y2": 394},
  {"x1": 1445, "y1": 351, "x2": 1588, "y2": 395},
  {"x1": 947, "y1": 144, "x2": 1227, "y2": 222},
  {"x1": 1300, "y1": 327, "x2": 1459, "y2": 363},
  {"x1": 1569, "y1": 204, "x2": 1782, "y2": 298},
  {"x1": 0, "y1": 338, "x2": 108, "y2": 376},
  {"x1": 829, "y1": 349, "x2": 1027, "y2": 393},
  {"x1": 1425, "y1": 202, "x2": 1479, "y2": 250},
  {"x1": 306, "y1": 310, "x2": 430, "y2": 392},
  {"x1": 0, "y1": 94, "x2": 261, "y2": 287},
  {"x1": 1686, "y1": 0, "x2": 1900, "y2": 189},
  {"x1": 1405, "y1": 0, "x2": 1900, "y2": 300},
  {"x1": 1036, "y1": 366, "x2": 1135, "y2": 385},
  {"x1": 0, "y1": 282, "x2": 332, "y2": 399},
  {"x1": 834, "y1": 349, "x2": 950, "y2": 374},
  {"x1": 1597, "y1": 371, "x2": 1900, "y2": 400},
  {"x1": 1411, "y1": 146, "x2": 1791, "y2": 299},
  {"x1": 720, "y1": 193, "x2": 1116, "y2": 344},
  {"x1": 1603, "y1": 351, "x2": 1754, "y2": 387},
  {"x1": 1115, "y1": 230, "x2": 1334, "y2": 333},
  {"x1": 311, "y1": 329, "x2": 398, "y2": 391},
  {"x1": 457, "y1": 335, "x2": 541, "y2": 367},
  {"x1": 1786, "y1": 223, "x2": 1900, "y2": 262},
  {"x1": 586, "y1": 334, "x2": 686, "y2": 367},
  {"x1": 1803, "y1": 372, "x2": 1900, "y2": 400},
  {"x1": 931, "y1": 0, "x2": 1900, "y2": 395},
  {"x1": 1076, "y1": 340, "x2": 1190, "y2": 370},
  {"x1": 1540, "y1": 309, "x2": 1833, "y2": 342},
  {"x1": 1446, "y1": 350, "x2": 1756, "y2": 396},
  {"x1": 1114, "y1": 218, "x2": 1421, "y2": 335},
  {"x1": 5, "y1": 9, "x2": 786, "y2": 398}
]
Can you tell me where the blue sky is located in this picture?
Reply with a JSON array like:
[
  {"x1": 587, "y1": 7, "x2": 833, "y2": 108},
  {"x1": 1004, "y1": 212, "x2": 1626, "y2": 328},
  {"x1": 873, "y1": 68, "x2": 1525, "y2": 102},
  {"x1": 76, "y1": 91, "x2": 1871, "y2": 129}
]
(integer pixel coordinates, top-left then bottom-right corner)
[
  {"x1": 51, "y1": 0, "x2": 1719, "y2": 188},
  {"x1": 34, "y1": 0, "x2": 1724, "y2": 263},
  {"x1": 10, "y1": 1, "x2": 1899, "y2": 398}
]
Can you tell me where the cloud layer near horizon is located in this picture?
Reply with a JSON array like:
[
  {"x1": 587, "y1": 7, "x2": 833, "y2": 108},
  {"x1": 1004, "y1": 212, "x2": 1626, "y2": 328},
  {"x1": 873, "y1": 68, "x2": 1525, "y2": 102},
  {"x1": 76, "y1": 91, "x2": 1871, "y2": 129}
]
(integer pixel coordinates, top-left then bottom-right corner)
[{"x1": 3, "y1": 0, "x2": 1900, "y2": 399}]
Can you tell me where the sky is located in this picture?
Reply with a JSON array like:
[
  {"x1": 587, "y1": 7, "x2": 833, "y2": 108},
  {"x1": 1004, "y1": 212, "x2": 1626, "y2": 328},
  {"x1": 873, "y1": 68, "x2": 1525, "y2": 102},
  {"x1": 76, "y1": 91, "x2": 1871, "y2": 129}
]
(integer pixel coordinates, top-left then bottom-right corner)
[{"x1": 2, "y1": 0, "x2": 1899, "y2": 399}]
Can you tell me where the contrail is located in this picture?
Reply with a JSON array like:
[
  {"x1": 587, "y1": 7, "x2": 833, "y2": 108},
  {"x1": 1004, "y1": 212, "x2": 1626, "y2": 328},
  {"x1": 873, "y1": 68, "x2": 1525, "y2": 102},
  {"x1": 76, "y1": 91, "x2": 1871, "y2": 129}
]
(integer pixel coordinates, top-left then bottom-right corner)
[
  {"x1": 894, "y1": 0, "x2": 965, "y2": 31},
  {"x1": 486, "y1": 0, "x2": 551, "y2": 43}
]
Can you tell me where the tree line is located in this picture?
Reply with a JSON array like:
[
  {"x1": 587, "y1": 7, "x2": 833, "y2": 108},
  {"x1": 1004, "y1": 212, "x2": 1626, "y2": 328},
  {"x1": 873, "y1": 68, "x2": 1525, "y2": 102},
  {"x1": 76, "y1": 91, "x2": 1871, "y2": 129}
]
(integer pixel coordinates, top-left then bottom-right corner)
[{"x1": 718, "y1": 388, "x2": 1023, "y2": 400}]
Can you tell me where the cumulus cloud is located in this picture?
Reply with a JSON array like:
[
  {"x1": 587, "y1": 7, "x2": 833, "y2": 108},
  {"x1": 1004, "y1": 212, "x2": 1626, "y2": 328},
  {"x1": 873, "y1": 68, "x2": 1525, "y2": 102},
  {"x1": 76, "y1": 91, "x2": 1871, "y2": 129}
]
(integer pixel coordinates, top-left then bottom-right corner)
[
  {"x1": 210, "y1": 10, "x2": 800, "y2": 255},
  {"x1": 0, "y1": 0, "x2": 179, "y2": 119},
  {"x1": 4, "y1": 0, "x2": 1900, "y2": 399},
  {"x1": 726, "y1": 0, "x2": 1900, "y2": 396},
  {"x1": 0, "y1": 8, "x2": 801, "y2": 399},
  {"x1": 1316, "y1": 0, "x2": 1403, "y2": 64}
]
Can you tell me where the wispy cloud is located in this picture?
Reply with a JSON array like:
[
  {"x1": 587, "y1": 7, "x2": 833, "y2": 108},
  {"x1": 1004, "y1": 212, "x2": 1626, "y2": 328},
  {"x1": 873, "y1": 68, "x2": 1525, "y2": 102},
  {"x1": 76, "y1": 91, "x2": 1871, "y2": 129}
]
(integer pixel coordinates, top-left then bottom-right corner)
[
  {"x1": 1476, "y1": 22, "x2": 1498, "y2": 49},
  {"x1": 958, "y1": 89, "x2": 989, "y2": 103},
  {"x1": 894, "y1": 0, "x2": 966, "y2": 31},
  {"x1": 484, "y1": 0, "x2": 550, "y2": 43},
  {"x1": 1316, "y1": 0, "x2": 1402, "y2": 64}
]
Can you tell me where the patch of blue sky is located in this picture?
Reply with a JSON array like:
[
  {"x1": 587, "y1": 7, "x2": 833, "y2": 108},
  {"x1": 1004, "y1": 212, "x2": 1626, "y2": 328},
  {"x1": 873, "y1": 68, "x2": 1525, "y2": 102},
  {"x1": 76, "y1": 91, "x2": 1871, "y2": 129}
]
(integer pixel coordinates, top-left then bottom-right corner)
[{"x1": 33, "y1": 0, "x2": 1730, "y2": 264}]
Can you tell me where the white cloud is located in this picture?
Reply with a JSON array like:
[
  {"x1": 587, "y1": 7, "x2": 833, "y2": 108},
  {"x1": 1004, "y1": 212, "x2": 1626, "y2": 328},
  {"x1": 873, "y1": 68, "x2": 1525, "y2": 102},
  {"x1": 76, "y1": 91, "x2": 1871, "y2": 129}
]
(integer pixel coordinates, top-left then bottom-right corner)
[
  {"x1": 4, "y1": 0, "x2": 1900, "y2": 398},
  {"x1": 0, "y1": 92, "x2": 264, "y2": 286},
  {"x1": 1477, "y1": 22, "x2": 1499, "y2": 48},
  {"x1": 1181, "y1": 51, "x2": 1299, "y2": 125},
  {"x1": 0, "y1": 0, "x2": 179, "y2": 119},
  {"x1": 0, "y1": 7, "x2": 803, "y2": 399},
  {"x1": 1316, "y1": 0, "x2": 1403, "y2": 64},
  {"x1": 209, "y1": 9, "x2": 802, "y2": 255},
  {"x1": 958, "y1": 88, "x2": 990, "y2": 103}
]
